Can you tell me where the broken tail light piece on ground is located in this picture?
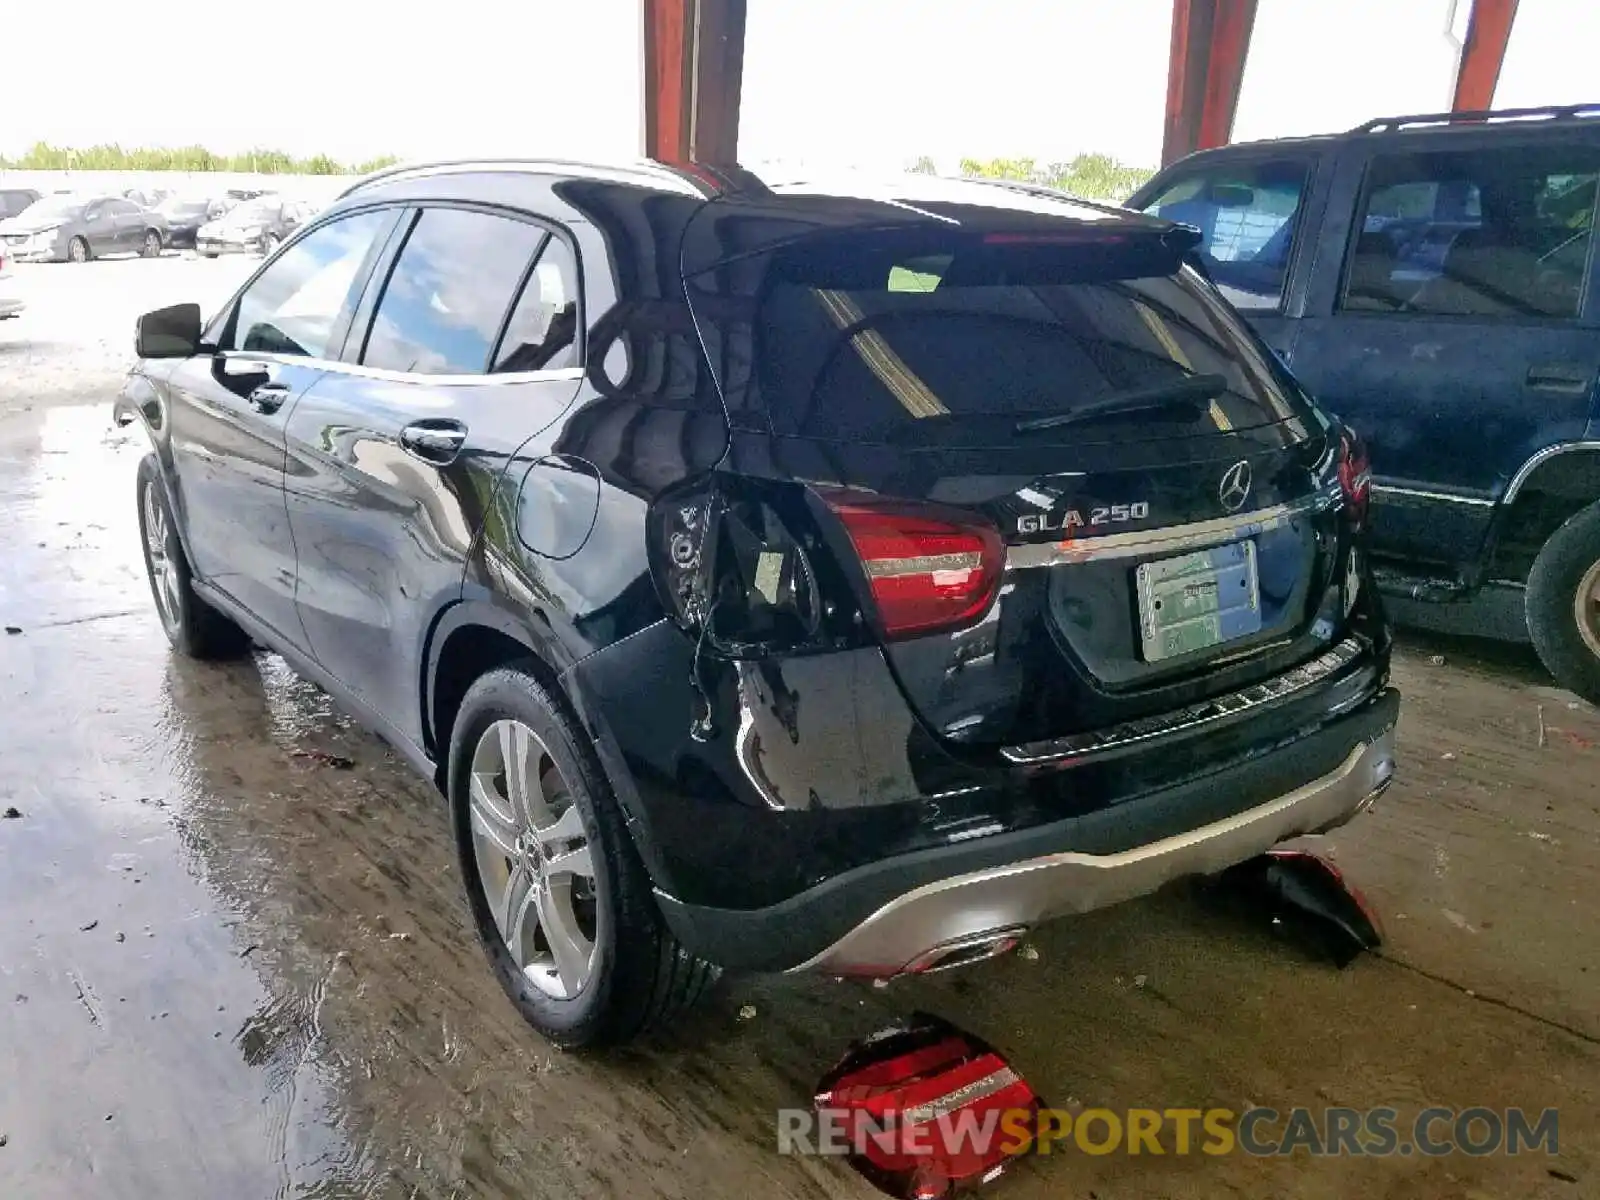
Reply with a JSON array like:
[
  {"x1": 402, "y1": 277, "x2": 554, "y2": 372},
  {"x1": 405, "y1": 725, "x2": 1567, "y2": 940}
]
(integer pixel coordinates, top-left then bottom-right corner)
[
  {"x1": 814, "y1": 1013, "x2": 1041, "y2": 1199},
  {"x1": 1202, "y1": 848, "x2": 1385, "y2": 968}
]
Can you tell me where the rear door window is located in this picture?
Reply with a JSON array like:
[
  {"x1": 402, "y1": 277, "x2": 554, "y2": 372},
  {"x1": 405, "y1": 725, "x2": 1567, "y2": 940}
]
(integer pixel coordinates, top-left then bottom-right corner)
[
  {"x1": 1134, "y1": 158, "x2": 1312, "y2": 311},
  {"x1": 738, "y1": 235, "x2": 1311, "y2": 446},
  {"x1": 1341, "y1": 144, "x2": 1599, "y2": 319},
  {"x1": 361, "y1": 207, "x2": 546, "y2": 375}
]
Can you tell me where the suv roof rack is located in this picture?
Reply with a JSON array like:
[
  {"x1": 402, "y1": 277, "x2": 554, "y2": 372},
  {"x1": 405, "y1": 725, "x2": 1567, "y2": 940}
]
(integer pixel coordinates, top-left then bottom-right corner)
[{"x1": 1351, "y1": 103, "x2": 1600, "y2": 134}]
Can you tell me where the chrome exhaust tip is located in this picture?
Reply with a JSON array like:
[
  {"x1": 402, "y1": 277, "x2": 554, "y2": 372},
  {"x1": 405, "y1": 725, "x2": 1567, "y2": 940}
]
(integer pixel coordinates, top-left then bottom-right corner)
[{"x1": 901, "y1": 926, "x2": 1029, "y2": 976}]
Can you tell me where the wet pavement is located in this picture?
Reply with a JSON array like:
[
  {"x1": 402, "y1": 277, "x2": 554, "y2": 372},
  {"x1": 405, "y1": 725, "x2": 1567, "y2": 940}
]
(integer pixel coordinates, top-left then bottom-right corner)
[{"x1": 2, "y1": 275, "x2": 1598, "y2": 1198}]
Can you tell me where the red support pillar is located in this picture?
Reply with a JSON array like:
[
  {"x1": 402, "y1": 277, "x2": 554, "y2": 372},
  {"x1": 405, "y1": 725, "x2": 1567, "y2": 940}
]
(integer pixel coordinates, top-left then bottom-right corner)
[
  {"x1": 1451, "y1": 0, "x2": 1519, "y2": 112},
  {"x1": 1162, "y1": 0, "x2": 1259, "y2": 167},
  {"x1": 641, "y1": 0, "x2": 747, "y2": 166}
]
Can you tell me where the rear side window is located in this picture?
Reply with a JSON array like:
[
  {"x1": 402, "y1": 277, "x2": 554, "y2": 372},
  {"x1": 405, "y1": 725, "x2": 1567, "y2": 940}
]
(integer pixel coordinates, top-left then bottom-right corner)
[
  {"x1": 493, "y1": 237, "x2": 580, "y2": 372},
  {"x1": 362, "y1": 207, "x2": 546, "y2": 375},
  {"x1": 1342, "y1": 145, "x2": 1599, "y2": 319},
  {"x1": 740, "y1": 235, "x2": 1309, "y2": 445},
  {"x1": 1135, "y1": 158, "x2": 1311, "y2": 310}
]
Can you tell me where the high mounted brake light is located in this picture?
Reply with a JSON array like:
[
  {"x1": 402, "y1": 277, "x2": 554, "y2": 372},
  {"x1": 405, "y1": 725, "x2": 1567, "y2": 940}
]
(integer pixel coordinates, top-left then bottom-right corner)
[{"x1": 822, "y1": 492, "x2": 1005, "y2": 640}]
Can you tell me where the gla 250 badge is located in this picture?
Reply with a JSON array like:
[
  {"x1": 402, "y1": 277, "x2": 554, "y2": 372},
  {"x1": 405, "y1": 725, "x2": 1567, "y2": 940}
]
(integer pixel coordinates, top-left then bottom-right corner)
[{"x1": 1016, "y1": 502, "x2": 1151, "y2": 536}]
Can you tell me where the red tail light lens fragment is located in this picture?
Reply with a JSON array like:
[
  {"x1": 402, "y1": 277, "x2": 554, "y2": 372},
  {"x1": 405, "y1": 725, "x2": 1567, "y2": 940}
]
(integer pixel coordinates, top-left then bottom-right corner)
[
  {"x1": 824, "y1": 494, "x2": 1005, "y2": 639},
  {"x1": 1203, "y1": 848, "x2": 1384, "y2": 969},
  {"x1": 815, "y1": 1014, "x2": 1041, "y2": 1198},
  {"x1": 1336, "y1": 426, "x2": 1371, "y2": 529}
]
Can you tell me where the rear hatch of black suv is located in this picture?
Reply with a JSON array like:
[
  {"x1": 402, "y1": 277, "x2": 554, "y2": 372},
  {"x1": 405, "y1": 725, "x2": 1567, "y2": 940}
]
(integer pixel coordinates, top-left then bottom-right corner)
[{"x1": 672, "y1": 183, "x2": 1372, "y2": 761}]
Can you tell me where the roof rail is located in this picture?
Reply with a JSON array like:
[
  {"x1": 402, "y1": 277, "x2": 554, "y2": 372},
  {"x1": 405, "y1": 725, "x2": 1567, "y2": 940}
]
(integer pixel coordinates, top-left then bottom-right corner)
[
  {"x1": 334, "y1": 157, "x2": 704, "y2": 201},
  {"x1": 1351, "y1": 103, "x2": 1600, "y2": 134}
]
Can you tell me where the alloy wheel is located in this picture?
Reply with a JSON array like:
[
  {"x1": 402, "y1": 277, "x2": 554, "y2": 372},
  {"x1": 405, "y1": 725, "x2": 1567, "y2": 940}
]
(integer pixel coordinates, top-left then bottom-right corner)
[
  {"x1": 142, "y1": 484, "x2": 181, "y2": 632},
  {"x1": 1574, "y1": 558, "x2": 1600, "y2": 661},
  {"x1": 468, "y1": 719, "x2": 599, "y2": 1000}
]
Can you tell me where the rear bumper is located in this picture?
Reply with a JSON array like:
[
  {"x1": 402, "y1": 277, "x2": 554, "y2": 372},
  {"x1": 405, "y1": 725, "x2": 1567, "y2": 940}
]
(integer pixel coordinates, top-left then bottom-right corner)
[
  {"x1": 652, "y1": 686, "x2": 1398, "y2": 974},
  {"x1": 792, "y1": 715, "x2": 1395, "y2": 976}
]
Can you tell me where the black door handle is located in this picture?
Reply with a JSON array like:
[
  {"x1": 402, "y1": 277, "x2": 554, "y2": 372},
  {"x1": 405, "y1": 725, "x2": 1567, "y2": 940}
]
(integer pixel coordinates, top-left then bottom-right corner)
[
  {"x1": 1526, "y1": 363, "x2": 1595, "y2": 395},
  {"x1": 247, "y1": 382, "x2": 291, "y2": 414},
  {"x1": 399, "y1": 420, "x2": 468, "y2": 465}
]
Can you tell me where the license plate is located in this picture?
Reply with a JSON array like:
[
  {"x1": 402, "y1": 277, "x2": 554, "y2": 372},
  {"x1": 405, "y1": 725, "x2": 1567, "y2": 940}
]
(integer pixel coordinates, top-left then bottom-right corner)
[{"x1": 1136, "y1": 540, "x2": 1261, "y2": 663}]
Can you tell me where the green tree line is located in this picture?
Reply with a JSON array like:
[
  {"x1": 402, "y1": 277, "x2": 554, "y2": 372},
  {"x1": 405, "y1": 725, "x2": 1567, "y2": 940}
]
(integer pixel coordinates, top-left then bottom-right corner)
[
  {"x1": 2, "y1": 142, "x2": 1151, "y2": 196},
  {"x1": 912, "y1": 153, "x2": 1155, "y2": 202},
  {"x1": 0, "y1": 142, "x2": 400, "y2": 175}
]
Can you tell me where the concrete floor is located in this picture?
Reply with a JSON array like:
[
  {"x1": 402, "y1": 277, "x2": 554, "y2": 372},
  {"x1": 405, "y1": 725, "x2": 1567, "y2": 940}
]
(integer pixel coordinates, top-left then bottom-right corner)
[{"x1": 0, "y1": 261, "x2": 1596, "y2": 1199}]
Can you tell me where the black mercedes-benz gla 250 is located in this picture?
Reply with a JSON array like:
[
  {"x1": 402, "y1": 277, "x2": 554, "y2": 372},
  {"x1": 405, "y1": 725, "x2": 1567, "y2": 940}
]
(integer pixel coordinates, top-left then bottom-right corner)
[{"x1": 116, "y1": 160, "x2": 1398, "y2": 1048}]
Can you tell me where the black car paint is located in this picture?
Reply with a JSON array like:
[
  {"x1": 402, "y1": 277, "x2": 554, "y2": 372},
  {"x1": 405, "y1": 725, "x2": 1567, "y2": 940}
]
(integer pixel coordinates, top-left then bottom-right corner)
[
  {"x1": 1128, "y1": 117, "x2": 1600, "y2": 589},
  {"x1": 122, "y1": 162, "x2": 1393, "y2": 965}
]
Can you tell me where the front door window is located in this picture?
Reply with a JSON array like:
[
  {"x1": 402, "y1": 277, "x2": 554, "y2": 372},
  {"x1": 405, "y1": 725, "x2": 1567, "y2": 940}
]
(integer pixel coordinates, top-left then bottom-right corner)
[
  {"x1": 228, "y1": 210, "x2": 393, "y2": 359},
  {"x1": 1136, "y1": 159, "x2": 1313, "y2": 312}
]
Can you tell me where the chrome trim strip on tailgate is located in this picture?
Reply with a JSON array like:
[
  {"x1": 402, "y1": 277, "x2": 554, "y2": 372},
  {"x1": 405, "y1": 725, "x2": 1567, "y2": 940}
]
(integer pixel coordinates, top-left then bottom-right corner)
[
  {"x1": 1006, "y1": 485, "x2": 1341, "y2": 569},
  {"x1": 1000, "y1": 636, "x2": 1367, "y2": 765}
]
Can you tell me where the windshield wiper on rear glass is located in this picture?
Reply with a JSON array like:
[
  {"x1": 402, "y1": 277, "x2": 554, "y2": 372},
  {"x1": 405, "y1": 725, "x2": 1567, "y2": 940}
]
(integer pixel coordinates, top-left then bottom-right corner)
[{"x1": 1015, "y1": 372, "x2": 1229, "y2": 434}]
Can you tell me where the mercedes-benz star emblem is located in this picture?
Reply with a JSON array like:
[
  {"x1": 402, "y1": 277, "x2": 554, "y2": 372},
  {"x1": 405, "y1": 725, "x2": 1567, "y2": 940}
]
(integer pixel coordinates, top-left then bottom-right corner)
[{"x1": 1218, "y1": 460, "x2": 1253, "y2": 513}]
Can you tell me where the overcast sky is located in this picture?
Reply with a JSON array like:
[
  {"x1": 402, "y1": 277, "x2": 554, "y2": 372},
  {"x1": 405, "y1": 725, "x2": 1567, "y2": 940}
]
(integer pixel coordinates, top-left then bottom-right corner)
[{"x1": 4, "y1": 0, "x2": 1593, "y2": 169}]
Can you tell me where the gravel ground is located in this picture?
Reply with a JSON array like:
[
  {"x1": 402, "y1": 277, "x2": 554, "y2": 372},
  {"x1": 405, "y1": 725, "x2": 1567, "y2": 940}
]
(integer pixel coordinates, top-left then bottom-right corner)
[{"x1": 0, "y1": 254, "x2": 255, "y2": 412}]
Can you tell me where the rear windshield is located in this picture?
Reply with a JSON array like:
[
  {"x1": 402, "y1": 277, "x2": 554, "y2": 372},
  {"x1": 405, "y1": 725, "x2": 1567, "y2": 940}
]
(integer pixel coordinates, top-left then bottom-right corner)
[{"x1": 708, "y1": 233, "x2": 1313, "y2": 445}]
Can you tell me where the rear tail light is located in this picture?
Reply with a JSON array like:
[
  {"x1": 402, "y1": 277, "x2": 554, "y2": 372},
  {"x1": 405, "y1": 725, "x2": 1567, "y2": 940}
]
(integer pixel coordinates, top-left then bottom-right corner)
[
  {"x1": 822, "y1": 492, "x2": 1005, "y2": 640},
  {"x1": 649, "y1": 485, "x2": 818, "y2": 645},
  {"x1": 1336, "y1": 426, "x2": 1371, "y2": 529}
]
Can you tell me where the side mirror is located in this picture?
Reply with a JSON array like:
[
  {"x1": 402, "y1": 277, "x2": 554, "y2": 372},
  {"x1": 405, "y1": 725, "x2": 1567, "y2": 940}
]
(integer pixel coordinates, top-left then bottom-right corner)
[{"x1": 136, "y1": 302, "x2": 204, "y2": 359}]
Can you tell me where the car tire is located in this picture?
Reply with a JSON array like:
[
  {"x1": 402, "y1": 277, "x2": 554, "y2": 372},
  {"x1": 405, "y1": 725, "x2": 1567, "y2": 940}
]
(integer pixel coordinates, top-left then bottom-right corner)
[
  {"x1": 136, "y1": 455, "x2": 251, "y2": 660},
  {"x1": 201, "y1": 251, "x2": 220, "y2": 259},
  {"x1": 447, "y1": 664, "x2": 718, "y2": 1049},
  {"x1": 1526, "y1": 499, "x2": 1600, "y2": 705},
  {"x1": 67, "y1": 236, "x2": 89, "y2": 264},
  {"x1": 260, "y1": 233, "x2": 280, "y2": 256},
  {"x1": 140, "y1": 230, "x2": 163, "y2": 258}
]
